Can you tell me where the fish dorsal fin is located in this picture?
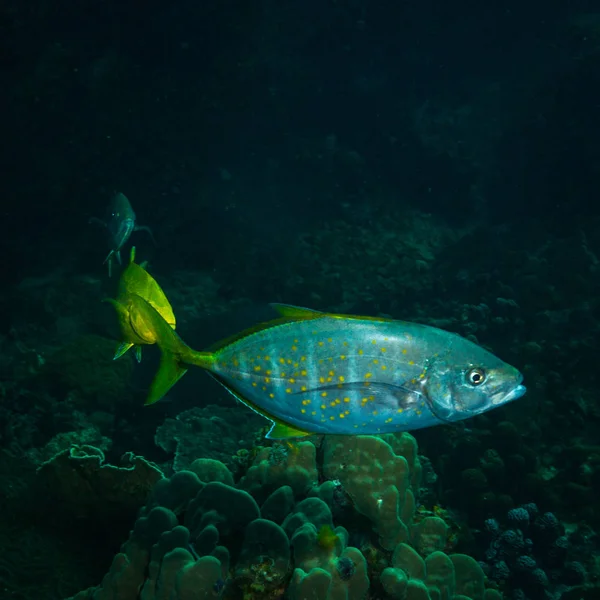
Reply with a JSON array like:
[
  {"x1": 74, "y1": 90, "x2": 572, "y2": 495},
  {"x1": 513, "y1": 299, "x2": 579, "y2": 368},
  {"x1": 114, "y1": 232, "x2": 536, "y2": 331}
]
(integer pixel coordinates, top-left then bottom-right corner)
[
  {"x1": 270, "y1": 303, "x2": 324, "y2": 319},
  {"x1": 204, "y1": 305, "x2": 323, "y2": 355},
  {"x1": 271, "y1": 303, "x2": 397, "y2": 324}
]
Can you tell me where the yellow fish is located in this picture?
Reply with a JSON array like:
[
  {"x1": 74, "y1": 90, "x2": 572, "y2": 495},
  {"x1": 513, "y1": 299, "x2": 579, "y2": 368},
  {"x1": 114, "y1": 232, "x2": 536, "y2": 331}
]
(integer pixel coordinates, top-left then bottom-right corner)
[{"x1": 105, "y1": 247, "x2": 176, "y2": 363}]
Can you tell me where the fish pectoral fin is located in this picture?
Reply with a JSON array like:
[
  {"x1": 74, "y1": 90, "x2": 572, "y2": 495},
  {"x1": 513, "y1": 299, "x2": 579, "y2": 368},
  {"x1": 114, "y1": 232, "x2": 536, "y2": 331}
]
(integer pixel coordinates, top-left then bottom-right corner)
[
  {"x1": 89, "y1": 217, "x2": 106, "y2": 228},
  {"x1": 266, "y1": 422, "x2": 312, "y2": 440},
  {"x1": 135, "y1": 225, "x2": 157, "y2": 246},
  {"x1": 270, "y1": 303, "x2": 324, "y2": 319},
  {"x1": 113, "y1": 342, "x2": 134, "y2": 360},
  {"x1": 306, "y1": 381, "x2": 424, "y2": 412},
  {"x1": 134, "y1": 345, "x2": 142, "y2": 363}
]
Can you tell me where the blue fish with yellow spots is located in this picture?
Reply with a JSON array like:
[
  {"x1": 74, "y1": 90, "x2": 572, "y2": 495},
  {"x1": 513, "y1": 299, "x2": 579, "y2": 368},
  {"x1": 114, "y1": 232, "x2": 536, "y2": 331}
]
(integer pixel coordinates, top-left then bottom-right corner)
[{"x1": 108, "y1": 258, "x2": 526, "y2": 439}]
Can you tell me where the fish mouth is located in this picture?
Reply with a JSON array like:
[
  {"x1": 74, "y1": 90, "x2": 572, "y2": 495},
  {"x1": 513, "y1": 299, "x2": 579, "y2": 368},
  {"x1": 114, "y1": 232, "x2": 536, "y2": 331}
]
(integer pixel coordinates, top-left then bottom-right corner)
[{"x1": 499, "y1": 384, "x2": 527, "y2": 404}]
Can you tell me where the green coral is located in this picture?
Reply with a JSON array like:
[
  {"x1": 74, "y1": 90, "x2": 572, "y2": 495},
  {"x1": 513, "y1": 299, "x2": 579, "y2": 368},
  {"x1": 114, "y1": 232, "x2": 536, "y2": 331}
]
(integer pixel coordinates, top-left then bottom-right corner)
[{"x1": 66, "y1": 433, "x2": 495, "y2": 600}]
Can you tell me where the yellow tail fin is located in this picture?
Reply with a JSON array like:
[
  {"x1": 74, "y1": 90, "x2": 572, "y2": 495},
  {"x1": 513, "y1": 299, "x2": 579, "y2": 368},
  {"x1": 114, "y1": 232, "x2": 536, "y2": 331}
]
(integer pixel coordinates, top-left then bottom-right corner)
[{"x1": 129, "y1": 294, "x2": 213, "y2": 405}]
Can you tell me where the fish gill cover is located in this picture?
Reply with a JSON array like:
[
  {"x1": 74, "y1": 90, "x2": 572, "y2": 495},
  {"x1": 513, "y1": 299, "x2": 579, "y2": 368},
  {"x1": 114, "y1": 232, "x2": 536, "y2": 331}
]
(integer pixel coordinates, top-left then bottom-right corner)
[{"x1": 0, "y1": 0, "x2": 599, "y2": 599}]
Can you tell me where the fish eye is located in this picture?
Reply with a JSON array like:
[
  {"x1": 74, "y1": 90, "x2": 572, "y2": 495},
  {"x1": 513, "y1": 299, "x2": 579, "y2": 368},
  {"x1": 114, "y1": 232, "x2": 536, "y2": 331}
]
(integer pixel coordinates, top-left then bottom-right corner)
[{"x1": 466, "y1": 368, "x2": 486, "y2": 386}]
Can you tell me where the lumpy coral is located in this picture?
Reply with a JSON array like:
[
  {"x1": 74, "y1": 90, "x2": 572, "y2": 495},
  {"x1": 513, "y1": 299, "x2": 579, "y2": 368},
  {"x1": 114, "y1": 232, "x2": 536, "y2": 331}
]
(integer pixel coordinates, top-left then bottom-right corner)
[{"x1": 66, "y1": 433, "x2": 496, "y2": 600}]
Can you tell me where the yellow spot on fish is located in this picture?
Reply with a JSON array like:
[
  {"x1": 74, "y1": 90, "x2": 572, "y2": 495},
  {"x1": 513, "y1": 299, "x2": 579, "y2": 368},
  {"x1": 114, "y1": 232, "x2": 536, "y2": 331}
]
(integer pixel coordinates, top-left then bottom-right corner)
[
  {"x1": 371, "y1": 339, "x2": 377, "y2": 344},
  {"x1": 269, "y1": 393, "x2": 275, "y2": 398},
  {"x1": 319, "y1": 376, "x2": 325, "y2": 383},
  {"x1": 291, "y1": 346, "x2": 298, "y2": 351},
  {"x1": 381, "y1": 365, "x2": 387, "y2": 371},
  {"x1": 265, "y1": 369, "x2": 272, "y2": 375},
  {"x1": 340, "y1": 354, "x2": 347, "y2": 360},
  {"x1": 287, "y1": 359, "x2": 292, "y2": 364},
  {"x1": 301, "y1": 370, "x2": 307, "y2": 376},
  {"x1": 328, "y1": 338, "x2": 333, "y2": 343},
  {"x1": 343, "y1": 341, "x2": 348, "y2": 346},
  {"x1": 232, "y1": 359, "x2": 239, "y2": 367},
  {"x1": 311, "y1": 411, "x2": 317, "y2": 416},
  {"x1": 416, "y1": 410, "x2": 422, "y2": 416},
  {"x1": 330, "y1": 401, "x2": 336, "y2": 407},
  {"x1": 301, "y1": 409, "x2": 306, "y2": 414},
  {"x1": 328, "y1": 370, "x2": 334, "y2": 376},
  {"x1": 402, "y1": 349, "x2": 408, "y2": 355},
  {"x1": 254, "y1": 366, "x2": 261, "y2": 372},
  {"x1": 321, "y1": 392, "x2": 328, "y2": 397},
  {"x1": 321, "y1": 404, "x2": 327, "y2": 410},
  {"x1": 361, "y1": 398, "x2": 368, "y2": 406},
  {"x1": 381, "y1": 347, "x2": 387, "y2": 353},
  {"x1": 279, "y1": 358, "x2": 285, "y2": 364},
  {"x1": 339, "y1": 413, "x2": 345, "y2": 418},
  {"x1": 301, "y1": 356, "x2": 306, "y2": 361},
  {"x1": 365, "y1": 372, "x2": 372, "y2": 379},
  {"x1": 385, "y1": 417, "x2": 393, "y2": 423},
  {"x1": 373, "y1": 410, "x2": 378, "y2": 415},
  {"x1": 330, "y1": 416, "x2": 335, "y2": 421},
  {"x1": 301, "y1": 385, "x2": 307, "y2": 392},
  {"x1": 286, "y1": 388, "x2": 292, "y2": 394},
  {"x1": 397, "y1": 408, "x2": 404, "y2": 413},
  {"x1": 335, "y1": 398, "x2": 341, "y2": 405},
  {"x1": 265, "y1": 377, "x2": 271, "y2": 383},
  {"x1": 358, "y1": 349, "x2": 364, "y2": 355},
  {"x1": 373, "y1": 359, "x2": 379, "y2": 365},
  {"x1": 408, "y1": 360, "x2": 415, "y2": 366},
  {"x1": 302, "y1": 399, "x2": 311, "y2": 405},
  {"x1": 281, "y1": 372, "x2": 287, "y2": 377},
  {"x1": 343, "y1": 397, "x2": 350, "y2": 403},
  {"x1": 264, "y1": 355, "x2": 270, "y2": 361},
  {"x1": 318, "y1": 341, "x2": 324, "y2": 347},
  {"x1": 289, "y1": 378, "x2": 296, "y2": 384}
]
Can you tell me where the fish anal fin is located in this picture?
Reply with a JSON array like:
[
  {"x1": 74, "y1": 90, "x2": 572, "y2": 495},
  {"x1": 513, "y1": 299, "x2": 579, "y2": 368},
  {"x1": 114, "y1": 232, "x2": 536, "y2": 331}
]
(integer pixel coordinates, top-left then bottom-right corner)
[
  {"x1": 207, "y1": 372, "x2": 310, "y2": 439},
  {"x1": 266, "y1": 422, "x2": 311, "y2": 440},
  {"x1": 146, "y1": 351, "x2": 188, "y2": 405},
  {"x1": 270, "y1": 303, "x2": 324, "y2": 319}
]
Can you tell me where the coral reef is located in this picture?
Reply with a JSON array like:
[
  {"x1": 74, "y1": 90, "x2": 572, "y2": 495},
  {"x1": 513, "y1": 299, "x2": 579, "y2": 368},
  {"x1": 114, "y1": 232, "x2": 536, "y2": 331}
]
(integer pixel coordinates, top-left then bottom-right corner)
[
  {"x1": 479, "y1": 504, "x2": 589, "y2": 600},
  {"x1": 66, "y1": 433, "x2": 496, "y2": 600}
]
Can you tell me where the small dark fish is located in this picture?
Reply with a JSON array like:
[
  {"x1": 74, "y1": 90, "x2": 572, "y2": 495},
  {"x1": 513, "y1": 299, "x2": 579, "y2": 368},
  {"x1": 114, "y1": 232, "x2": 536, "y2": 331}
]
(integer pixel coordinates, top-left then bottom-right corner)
[{"x1": 90, "y1": 192, "x2": 155, "y2": 276}]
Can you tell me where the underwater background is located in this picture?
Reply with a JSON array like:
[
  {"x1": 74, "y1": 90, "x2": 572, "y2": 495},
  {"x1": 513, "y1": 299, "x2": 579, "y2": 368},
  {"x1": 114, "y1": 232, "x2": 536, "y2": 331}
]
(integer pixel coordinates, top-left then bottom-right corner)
[{"x1": 1, "y1": 0, "x2": 600, "y2": 599}]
